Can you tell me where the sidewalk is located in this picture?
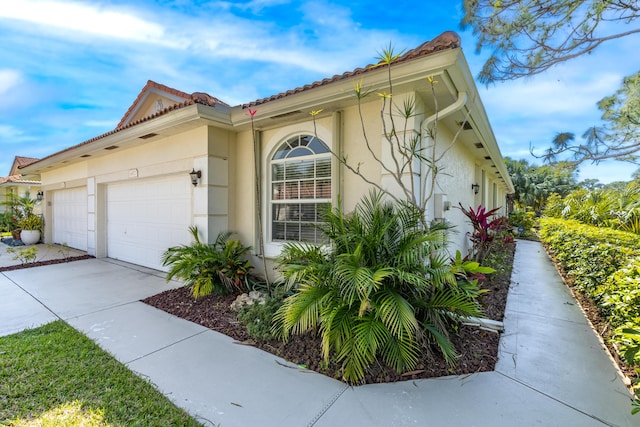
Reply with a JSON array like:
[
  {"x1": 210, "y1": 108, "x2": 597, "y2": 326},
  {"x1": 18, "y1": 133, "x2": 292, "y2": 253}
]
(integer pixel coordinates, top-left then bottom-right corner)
[{"x1": 1, "y1": 240, "x2": 636, "y2": 426}]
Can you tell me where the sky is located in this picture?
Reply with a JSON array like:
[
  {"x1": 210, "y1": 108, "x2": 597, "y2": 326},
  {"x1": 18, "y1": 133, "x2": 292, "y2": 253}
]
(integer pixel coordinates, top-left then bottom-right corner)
[{"x1": 1, "y1": 0, "x2": 639, "y2": 183}]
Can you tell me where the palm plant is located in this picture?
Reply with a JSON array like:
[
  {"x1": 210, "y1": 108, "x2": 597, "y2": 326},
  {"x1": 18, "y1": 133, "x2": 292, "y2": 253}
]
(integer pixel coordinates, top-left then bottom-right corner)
[
  {"x1": 161, "y1": 227, "x2": 252, "y2": 298},
  {"x1": 273, "y1": 192, "x2": 483, "y2": 383}
]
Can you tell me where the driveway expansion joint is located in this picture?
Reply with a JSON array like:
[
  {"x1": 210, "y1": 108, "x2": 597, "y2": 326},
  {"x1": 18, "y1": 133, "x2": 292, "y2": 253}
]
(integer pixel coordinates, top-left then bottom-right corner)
[
  {"x1": 306, "y1": 383, "x2": 350, "y2": 427},
  {"x1": 495, "y1": 371, "x2": 616, "y2": 426}
]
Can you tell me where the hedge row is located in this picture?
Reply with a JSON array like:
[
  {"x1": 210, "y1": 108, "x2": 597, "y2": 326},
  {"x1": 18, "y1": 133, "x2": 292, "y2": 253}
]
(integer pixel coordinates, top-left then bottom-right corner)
[{"x1": 538, "y1": 217, "x2": 640, "y2": 366}]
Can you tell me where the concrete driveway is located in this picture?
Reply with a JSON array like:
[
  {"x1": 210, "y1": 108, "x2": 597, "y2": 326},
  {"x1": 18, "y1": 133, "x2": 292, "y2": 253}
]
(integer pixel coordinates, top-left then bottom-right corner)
[{"x1": 0, "y1": 257, "x2": 179, "y2": 336}]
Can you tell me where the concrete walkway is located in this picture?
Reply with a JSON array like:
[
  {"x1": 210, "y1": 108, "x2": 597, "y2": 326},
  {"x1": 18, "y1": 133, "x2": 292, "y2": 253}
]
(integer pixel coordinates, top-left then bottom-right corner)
[{"x1": 1, "y1": 240, "x2": 637, "y2": 426}]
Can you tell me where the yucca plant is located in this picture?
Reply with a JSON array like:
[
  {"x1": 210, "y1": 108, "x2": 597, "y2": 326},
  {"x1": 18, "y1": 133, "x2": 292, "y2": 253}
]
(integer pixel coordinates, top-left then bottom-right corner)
[
  {"x1": 161, "y1": 227, "x2": 252, "y2": 298},
  {"x1": 273, "y1": 191, "x2": 483, "y2": 383}
]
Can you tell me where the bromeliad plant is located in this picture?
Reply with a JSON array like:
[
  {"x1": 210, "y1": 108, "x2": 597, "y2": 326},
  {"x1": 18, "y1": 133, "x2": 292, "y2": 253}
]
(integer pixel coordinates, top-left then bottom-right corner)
[
  {"x1": 273, "y1": 192, "x2": 484, "y2": 384},
  {"x1": 459, "y1": 204, "x2": 511, "y2": 263},
  {"x1": 161, "y1": 227, "x2": 252, "y2": 298}
]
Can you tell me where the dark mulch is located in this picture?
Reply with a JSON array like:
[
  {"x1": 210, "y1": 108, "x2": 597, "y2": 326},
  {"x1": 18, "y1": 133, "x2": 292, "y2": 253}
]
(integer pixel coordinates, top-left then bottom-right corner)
[
  {"x1": 0, "y1": 254, "x2": 95, "y2": 272},
  {"x1": 142, "y1": 243, "x2": 516, "y2": 385}
]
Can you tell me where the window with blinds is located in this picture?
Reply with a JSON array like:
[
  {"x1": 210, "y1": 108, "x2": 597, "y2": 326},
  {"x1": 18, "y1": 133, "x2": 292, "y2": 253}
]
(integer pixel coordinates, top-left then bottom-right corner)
[{"x1": 270, "y1": 135, "x2": 331, "y2": 243}]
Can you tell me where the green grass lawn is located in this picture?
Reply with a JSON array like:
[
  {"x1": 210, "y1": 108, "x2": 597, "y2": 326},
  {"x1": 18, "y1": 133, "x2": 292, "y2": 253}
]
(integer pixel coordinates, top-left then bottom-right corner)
[{"x1": 0, "y1": 321, "x2": 202, "y2": 426}]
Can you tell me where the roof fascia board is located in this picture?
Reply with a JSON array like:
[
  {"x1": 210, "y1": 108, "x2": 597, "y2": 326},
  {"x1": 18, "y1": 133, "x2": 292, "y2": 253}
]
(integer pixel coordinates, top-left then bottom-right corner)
[
  {"x1": 22, "y1": 104, "x2": 232, "y2": 173},
  {"x1": 232, "y1": 49, "x2": 460, "y2": 127},
  {"x1": 445, "y1": 53, "x2": 515, "y2": 193}
]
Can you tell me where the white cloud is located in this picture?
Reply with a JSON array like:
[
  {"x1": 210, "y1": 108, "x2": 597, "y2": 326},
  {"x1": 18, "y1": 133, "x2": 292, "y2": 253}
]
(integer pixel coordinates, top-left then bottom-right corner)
[
  {"x1": 0, "y1": 69, "x2": 22, "y2": 95},
  {"x1": 84, "y1": 119, "x2": 116, "y2": 128},
  {"x1": 578, "y1": 161, "x2": 638, "y2": 184},
  {"x1": 480, "y1": 72, "x2": 622, "y2": 118},
  {"x1": 0, "y1": 0, "x2": 180, "y2": 46},
  {"x1": 0, "y1": 124, "x2": 33, "y2": 142}
]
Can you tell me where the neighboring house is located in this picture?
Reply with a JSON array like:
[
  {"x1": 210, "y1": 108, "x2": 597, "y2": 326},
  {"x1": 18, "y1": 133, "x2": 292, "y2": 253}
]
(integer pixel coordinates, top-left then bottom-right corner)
[
  {"x1": 20, "y1": 31, "x2": 514, "y2": 275},
  {"x1": 0, "y1": 156, "x2": 41, "y2": 214}
]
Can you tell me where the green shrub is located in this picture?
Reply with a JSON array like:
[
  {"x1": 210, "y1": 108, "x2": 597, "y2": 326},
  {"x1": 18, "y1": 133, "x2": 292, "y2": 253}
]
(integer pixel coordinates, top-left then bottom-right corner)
[
  {"x1": 238, "y1": 291, "x2": 286, "y2": 342},
  {"x1": 18, "y1": 214, "x2": 43, "y2": 231},
  {"x1": 600, "y1": 258, "x2": 640, "y2": 328},
  {"x1": 273, "y1": 191, "x2": 483, "y2": 384},
  {"x1": 161, "y1": 227, "x2": 252, "y2": 298},
  {"x1": 507, "y1": 210, "x2": 535, "y2": 232},
  {"x1": 538, "y1": 218, "x2": 640, "y2": 296}
]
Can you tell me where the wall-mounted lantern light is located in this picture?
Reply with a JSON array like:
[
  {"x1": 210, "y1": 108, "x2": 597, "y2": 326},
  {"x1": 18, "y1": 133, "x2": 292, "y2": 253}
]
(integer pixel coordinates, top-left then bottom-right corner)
[
  {"x1": 189, "y1": 169, "x2": 202, "y2": 186},
  {"x1": 471, "y1": 183, "x2": 480, "y2": 195},
  {"x1": 36, "y1": 191, "x2": 44, "y2": 201}
]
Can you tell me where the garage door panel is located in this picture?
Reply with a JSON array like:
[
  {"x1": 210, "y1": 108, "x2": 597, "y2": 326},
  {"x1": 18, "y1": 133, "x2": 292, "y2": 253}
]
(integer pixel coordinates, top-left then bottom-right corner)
[
  {"x1": 107, "y1": 175, "x2": 191, "y2": 271},
  {"x1": 52, "y1": 187, "x2": 88, "y2": 251}
]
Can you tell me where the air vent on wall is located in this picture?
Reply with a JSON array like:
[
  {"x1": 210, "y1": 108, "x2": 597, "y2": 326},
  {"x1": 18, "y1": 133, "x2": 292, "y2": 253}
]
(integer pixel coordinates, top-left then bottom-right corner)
[
  {"x1": 457, "y1": 121, "x2": 473, "y2": 130},
  {"x1": 474, "y1": 142, "x2": 484, "y2": 149},
  {"x1": 270, "y1": 110, "x2": 302, "y2": 119},
  {"x1": 484, "y1": 156, "x2": 491, "y2": 160},
  {"x1": 80, "y1": 154, "x2": 91, "y2": 158},
  {"x1": 139, "y1": 133, "x2": 158, "y2": 139},
  {"x1": 104, "y1": 145, "x2": 119, "y2": 150}
]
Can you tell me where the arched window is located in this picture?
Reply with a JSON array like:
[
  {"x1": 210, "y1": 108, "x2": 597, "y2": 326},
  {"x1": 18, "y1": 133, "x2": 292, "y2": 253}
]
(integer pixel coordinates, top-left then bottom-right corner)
[{"x1": 270, "y1": 134, "x2": 331, "y2": 243}]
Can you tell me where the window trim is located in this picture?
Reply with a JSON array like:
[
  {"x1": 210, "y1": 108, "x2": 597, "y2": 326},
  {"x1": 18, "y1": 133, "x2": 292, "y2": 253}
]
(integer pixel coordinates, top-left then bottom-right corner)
[{"x1": 262, "y1": 124, "x2": 333, "y2": 258}]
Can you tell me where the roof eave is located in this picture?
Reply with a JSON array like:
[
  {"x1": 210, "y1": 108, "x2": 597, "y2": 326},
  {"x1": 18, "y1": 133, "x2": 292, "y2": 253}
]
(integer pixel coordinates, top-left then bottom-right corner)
[
  {"x1": 231, "y1": 48, "x2": 461, "y2": 128},
  {"x1": 22, "y1": 104, "x2": 232, "y2": 174},
  {"x1": 444, "y1": 53, "x2": 515, "y2": 194}
]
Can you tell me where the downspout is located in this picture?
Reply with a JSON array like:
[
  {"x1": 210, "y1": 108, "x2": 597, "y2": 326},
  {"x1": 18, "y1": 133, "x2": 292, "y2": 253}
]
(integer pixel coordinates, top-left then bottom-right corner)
[
  {"x1": 419, "y1": 91, "x2": 504, "y2": 334},
  {"x1": 418, "y1": 91, "x2": 468, "y2": 219}
]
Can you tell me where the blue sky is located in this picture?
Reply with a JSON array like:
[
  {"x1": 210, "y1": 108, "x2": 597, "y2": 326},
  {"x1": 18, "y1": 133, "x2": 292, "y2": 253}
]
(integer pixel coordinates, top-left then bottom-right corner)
[{"x1": 1, "y1": 0, "x2": 639, "y2": 183}]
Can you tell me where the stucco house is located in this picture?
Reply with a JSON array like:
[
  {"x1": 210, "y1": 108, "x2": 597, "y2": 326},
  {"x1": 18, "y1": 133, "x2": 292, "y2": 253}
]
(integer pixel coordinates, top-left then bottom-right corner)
[
  {"x1": 19, "y1": 31, "x2": 514, "y2": 276},
  {"x1": 0, "y1": 156, "x2": 41, "y2": 214}
]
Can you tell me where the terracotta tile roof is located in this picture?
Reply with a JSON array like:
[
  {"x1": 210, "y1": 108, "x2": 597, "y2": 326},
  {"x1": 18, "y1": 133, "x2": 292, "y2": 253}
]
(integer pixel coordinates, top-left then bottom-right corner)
[
  {"x1": 243, "y1": 31, "x2": 461, "y2": 107},
  {"x1": 27, "y1": 82, "x2": 232, "y2": 168},
  {"x1": 116, "y1": 80, "x2": 230, "y2": 129},
  {"x1": 0, "y1": 175, "x2": 40, "y2": 185},
  {"x1": 14, "y1": 157, "x2": 39, "y2": 168}
]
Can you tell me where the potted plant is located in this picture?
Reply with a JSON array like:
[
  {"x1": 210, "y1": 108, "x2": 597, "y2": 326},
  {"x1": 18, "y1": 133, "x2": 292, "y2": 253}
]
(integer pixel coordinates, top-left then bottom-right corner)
[{"x1": 18, "y1": 215, "x2": 43, "y2": 245}]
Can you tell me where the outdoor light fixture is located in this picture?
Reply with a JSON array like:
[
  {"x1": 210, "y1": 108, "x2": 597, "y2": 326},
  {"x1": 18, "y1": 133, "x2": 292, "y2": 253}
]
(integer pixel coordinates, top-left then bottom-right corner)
[
  {"x1": 36, "y1": 191, "x2": 44, "y2": 201},
  {"x1": 189, "y1": 169, "x2": 202, "y2": 186},
  {"x1": 471, "y1": 184, "x2": 480, "y2": 195}
]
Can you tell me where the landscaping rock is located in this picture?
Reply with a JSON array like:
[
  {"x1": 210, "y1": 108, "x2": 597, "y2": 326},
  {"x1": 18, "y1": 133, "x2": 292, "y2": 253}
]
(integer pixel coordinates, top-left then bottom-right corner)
[{"x1": 229, "y1": 291, "x2": 266, "y2": 311}]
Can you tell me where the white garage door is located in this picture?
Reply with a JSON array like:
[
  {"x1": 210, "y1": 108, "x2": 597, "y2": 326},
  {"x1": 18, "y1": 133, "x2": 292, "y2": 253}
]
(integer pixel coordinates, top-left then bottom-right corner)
[
  {"x1": 107, "y1": 175, "x2": 191, "y2": 271},
  {"x1": 52, "y1": 187, "x2": 88, "y2": 251}
]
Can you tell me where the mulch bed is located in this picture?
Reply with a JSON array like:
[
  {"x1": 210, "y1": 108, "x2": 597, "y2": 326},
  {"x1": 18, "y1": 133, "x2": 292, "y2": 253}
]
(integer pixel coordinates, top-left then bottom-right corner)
[
  {"x1": 0, "y1": 255, "x2": 95, "y2": 272},
  {"x1": 142, "y1": 243, "x2": 516, "y2": 384}
]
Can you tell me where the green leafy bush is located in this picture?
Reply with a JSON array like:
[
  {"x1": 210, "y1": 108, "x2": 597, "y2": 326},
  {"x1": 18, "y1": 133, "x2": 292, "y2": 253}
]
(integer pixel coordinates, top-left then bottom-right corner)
[
  {"x1": 273, "y1": 192, "x2": 483, "y2": 384},
  {"x1": 600, "y1": 258, "x2": 640, "y2": 328},
  {"x1": 507, "y1": 210, "x2": 535, "y2": 232},
  {"x1": 18, "y1": 214, "x2": 43, "y2": 231},
  {"x1": 238, "y1": 291, "x2": 286, "y2": 342},
  {"x1": 161, "y1": 227, "x2": 252, "y2": 298},
  {"x1": 538, "y1": 218, "x2": 640, "y2": 297}
]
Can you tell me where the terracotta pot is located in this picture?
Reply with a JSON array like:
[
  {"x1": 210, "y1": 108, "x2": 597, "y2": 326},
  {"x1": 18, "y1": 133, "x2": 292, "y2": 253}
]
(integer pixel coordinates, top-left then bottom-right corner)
[{"x1": 11, "y1": 229, "x2": 21, "y2": 240}]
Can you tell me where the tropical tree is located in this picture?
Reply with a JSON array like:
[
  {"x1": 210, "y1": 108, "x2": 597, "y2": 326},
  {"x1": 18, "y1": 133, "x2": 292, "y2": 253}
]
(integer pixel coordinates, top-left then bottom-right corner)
[
  {"x1": 273, "y1": 192, "x2": 483, "y2": 383},
  {"x1": 461, "y1": 1, "x2": 640, "y2": 165},
  {"x1": 543, "y1": 181, "x2": 640, "y2": 233},
  {"x1": 505, "y1": 157, "x2": 577, "y2": 211},
  {"x1": 309, "y1": 44, "x2": 473, "y2": 229},
  {"x1": 461, "y1": 0, "x2": 640, "y2": 84},
  {"x1": 534, "y1": 72, "x2": 640, "y2": 165}
]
